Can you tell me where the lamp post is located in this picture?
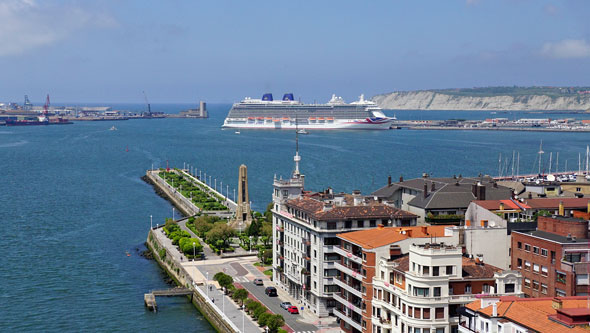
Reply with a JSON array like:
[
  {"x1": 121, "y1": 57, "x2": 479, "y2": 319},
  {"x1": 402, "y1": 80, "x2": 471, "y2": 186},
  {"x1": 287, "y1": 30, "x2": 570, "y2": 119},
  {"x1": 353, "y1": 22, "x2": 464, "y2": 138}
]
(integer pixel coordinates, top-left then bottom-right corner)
[
  {"x1": 206, "y1": 271, "x2": 210, "y2": 298},
  {"x1": 242, "y1": 304, "x2": 245, "y2": 333},
  {"x1": 172, "y1": 207, "x2": 175, "y2": 221},
  {"x1": 150, "y1": 215, "x2": 153, "y2": 229},
  {"x1": 250, "y1": 236, "x2": 253, "y2": 254},
  {"x1": 193, "y1": 242, "x2": 196, "y2": 261},
  {"x1": 209, "y1": 175, "x2": 212, "y2": 187}
]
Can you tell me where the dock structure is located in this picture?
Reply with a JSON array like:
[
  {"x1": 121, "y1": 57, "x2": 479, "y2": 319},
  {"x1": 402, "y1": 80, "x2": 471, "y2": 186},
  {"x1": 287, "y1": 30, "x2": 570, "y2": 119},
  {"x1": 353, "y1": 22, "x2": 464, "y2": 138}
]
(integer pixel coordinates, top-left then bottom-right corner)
[{"x1": 144, "y1": 293, "x2": 157, "y2": 311}]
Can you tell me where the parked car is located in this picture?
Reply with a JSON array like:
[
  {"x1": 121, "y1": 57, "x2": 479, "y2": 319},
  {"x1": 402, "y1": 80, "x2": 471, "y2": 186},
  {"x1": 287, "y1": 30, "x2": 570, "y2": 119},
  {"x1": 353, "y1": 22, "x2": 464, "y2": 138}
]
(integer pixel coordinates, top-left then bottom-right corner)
[
  {"x1": 265, "y1": 286, "x2": 277, "y2": 297},
  {"x1": 253, "y1": 278, "x2": 264, "y2": 286},
  {"x1": 280, "y1": 302, "x2": 292, "y2": 310},
  {"x1": 287, "y1": 306, "x2": 299, "y2": 314}
]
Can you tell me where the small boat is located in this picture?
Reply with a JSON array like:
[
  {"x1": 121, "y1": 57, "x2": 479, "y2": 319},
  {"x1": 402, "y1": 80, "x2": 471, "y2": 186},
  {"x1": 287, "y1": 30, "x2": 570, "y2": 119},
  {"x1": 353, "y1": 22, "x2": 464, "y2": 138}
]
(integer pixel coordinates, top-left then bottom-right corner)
[
  {"x1": 126, "y1": 251, "x2": 131, "y2": 257},
  {"x1": 297, "y1": 129, "x2": 309, "y2": 135},
  {"x1": 110, "y1": 126, "x2": 117, "y2": 131},
  {"x1": 235, "y1": 130, "x2": 241, "y2": 134}
]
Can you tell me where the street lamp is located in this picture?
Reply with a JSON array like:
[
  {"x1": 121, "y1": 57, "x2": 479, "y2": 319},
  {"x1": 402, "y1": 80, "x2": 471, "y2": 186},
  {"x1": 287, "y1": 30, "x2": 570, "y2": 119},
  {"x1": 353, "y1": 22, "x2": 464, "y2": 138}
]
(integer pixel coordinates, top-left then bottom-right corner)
[
  {"x1": 193, "y1": 242, "x2": 196, "y2": 261},
  {"x1": 242, "y1": 304, "x2": 245, "y2": 333},
  {"x1": 206, "y1": 271, "x2": 210, "y2": 298},
  {"x1": 172, "y1": 207, "x2": 175, "y2": 221},
  {"x1": 250, "y1": 236, "x2": 253, "y2": 254},
  {"x1": 150, "y1": 215, "x2": 153, "y2": 229}
]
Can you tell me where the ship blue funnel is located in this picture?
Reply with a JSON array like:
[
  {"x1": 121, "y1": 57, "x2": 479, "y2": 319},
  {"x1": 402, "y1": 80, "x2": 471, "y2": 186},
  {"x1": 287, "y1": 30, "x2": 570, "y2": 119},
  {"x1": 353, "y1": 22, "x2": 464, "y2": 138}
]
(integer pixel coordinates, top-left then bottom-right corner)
[
  {"x1": 282, "y1": 93, "x2": 294, "y2": 101},
  {"x1": 262, "y1": 93, "x2": 273, "y2": 101}
]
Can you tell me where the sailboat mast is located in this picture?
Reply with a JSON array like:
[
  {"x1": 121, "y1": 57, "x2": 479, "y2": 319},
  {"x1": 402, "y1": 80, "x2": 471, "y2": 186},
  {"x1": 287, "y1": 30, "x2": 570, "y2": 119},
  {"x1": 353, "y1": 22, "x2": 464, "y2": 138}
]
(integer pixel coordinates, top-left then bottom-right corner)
[
  {"x1": 549, "y1": 152, "x2": 553, "y2": 174},
  {"x1": 556, "y1": 152, "x2": 559, "y2": 174}
]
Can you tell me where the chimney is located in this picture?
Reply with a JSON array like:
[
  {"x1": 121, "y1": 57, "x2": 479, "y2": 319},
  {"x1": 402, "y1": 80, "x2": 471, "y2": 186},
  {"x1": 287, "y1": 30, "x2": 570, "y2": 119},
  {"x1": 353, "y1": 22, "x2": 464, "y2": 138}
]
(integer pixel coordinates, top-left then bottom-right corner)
[
  {"x1": 421, "y1": 226, "x2": 428, "y2": 234},
  {"x1": 422, "y1": 173, "x2": 429, "y2": 179},
  {"x1": 559, "y1": 201, "x2": 564, "y2": 216},
  {"x1": 472, "y1": 184, "x2": 478, "y2": 198},
  {"x1": 499, "y1": 202, "x2": 504, "y2": 211},
  {"x1": 323, "y1": 203, "x2": 333, "y2": 211},
  {"x1": 552, "y1": 298, "x2": 563, "y2": 310},
  {"x1": 399, "y1": 175, "x2": 404, "y2": 183},
  {"x1": 431, "y1": 182, "x2": 436, "y2": 192},
  {"x1": 492, "y1": 303, "x2": 498, "y2": 317},
  {"x1": 353, "y1": 190, "x2": 362, "y2": 206},
  {"x1": 493, "y1": 181, "x2": 498, "y2": 188},
  {"x1": 587, "y1": 200, "x2": 590, "y2": 214},
  {"x1": 528, "y1": 192, "x2": 533, "y2": 199},
  {"x1": 478, "y1": 184, "x2": 486, "y2": 201},
  {"x1": 466, "y1": 219, "x2": 471, "y2": 226},
  {"x1": 388, "y1": 175, "x2": 392, "y2": 186},
  {"x1": 423, "y1": 182, "x2": 428, "y2": 198},
  {"x1": 377, "y1": 224, "x2": 385, "y2": 230}
]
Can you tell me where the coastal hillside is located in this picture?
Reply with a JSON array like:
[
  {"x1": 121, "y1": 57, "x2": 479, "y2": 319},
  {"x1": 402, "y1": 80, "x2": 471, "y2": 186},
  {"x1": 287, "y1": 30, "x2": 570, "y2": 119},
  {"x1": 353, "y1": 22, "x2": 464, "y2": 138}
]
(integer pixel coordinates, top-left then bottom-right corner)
[{"x1": 372, "y1": 87, "x2": 590, "y2": 111}]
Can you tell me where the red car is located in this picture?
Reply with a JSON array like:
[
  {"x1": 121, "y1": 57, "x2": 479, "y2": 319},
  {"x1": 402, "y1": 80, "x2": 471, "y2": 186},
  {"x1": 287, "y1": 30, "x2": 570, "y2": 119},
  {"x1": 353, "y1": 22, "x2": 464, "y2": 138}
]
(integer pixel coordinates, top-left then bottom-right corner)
[{"x1": 287, "y1": 306, "x2": 299, "y2": 314}]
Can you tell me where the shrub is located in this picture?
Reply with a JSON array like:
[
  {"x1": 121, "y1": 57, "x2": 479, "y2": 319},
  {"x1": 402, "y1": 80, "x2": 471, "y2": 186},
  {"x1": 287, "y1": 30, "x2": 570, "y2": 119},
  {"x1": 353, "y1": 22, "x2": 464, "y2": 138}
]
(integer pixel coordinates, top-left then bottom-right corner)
[
  {"x1": 253, "y1": 306, "x2": 267, "y2": 320},
  {"x1": 233, "y1": 288, "x2": 249, "y2": 306},
  {"x1": 267, "y1": 314, "x2": 285, "y2": 332},
  {"x1": 158, "y1": 249, "x2": 166, "y2": 259},
  {"x1": 179, "y1": 237, "x2": 202, "y2": 255},
  {"x1": 258, "y1": 312, "x2": 272, "y2": 327},
  {"x1": 246, "y1": 300, "x2": 262, "y2": 314}
]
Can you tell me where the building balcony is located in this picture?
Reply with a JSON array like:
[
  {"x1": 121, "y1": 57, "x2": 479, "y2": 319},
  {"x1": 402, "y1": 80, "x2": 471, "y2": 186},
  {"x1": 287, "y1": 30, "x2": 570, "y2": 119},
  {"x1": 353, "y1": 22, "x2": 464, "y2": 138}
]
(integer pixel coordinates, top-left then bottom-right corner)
[
  {"x1": 334, "y1": 261, "x2": 363, "y2": 281},
  {"x1": 333, "y1": 292, "x2": 363, "y2": 315},
  {"x1": 333, "y1": 246, "x2": 363, "y2": 264},
  {"x1": 374, "y1": 316, "x2": 392, "y2": 329},
  {"x1": 334, "y1": 307, "x2": 363, "y2": 332},
  {"x1": 323, "y1": 245, "x2": 335, "y2": 253},
  {"x1": 302, "y1": 237, "x2": 311, "y2": 246},
  {"x1": 333, "y1": 277, "x2": 363, "y2": 298}
]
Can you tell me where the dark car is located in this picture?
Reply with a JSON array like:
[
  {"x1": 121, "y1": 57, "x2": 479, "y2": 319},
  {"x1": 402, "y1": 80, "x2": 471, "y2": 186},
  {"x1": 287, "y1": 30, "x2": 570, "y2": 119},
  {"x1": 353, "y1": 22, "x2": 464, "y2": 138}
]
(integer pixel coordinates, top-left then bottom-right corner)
[
  {"x1": 287, "y1": 306, "x2": 299, "y2": 314},
  {"x1": 253, "y1": 278, "x2": 264, "y2": 286},
  {"x1": 280, "y1": 302, "x2": 292, "y2": 310},
  {"x1": 265, "y1": 286, "x2": 277, "y2": 297}
]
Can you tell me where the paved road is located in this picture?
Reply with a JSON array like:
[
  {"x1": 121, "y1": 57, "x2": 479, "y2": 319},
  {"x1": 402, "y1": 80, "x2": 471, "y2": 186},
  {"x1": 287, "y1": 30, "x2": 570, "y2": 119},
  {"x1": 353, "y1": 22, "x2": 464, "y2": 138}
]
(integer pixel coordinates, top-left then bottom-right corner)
[{"x1": 240, "y1": 281, "x2": 318, "y2": 333}]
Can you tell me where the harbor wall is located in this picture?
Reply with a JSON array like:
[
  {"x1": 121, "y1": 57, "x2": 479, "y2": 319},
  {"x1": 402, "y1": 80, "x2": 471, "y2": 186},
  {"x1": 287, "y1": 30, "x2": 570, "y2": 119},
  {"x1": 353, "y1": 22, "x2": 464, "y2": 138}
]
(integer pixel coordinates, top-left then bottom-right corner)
[
  {"x1": 146, "y1": 229, "x2": 239, "y2": 333},
  {"x1": 145, "y1": 170, "x2": 199, "y2": 216}
]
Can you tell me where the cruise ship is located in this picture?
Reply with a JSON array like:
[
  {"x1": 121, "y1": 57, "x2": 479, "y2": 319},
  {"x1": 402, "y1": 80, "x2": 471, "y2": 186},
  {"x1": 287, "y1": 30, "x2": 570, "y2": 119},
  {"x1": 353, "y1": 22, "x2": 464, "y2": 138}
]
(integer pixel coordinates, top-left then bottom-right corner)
[{"x1": 222, "y1": 93, "x2": 392, "y2": 130}]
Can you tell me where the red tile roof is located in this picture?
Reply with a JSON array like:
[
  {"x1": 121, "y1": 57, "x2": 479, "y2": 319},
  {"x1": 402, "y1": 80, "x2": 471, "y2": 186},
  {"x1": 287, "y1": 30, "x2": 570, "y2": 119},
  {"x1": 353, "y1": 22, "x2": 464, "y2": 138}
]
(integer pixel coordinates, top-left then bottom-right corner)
[
  {"x1": 524, "y1": 198, "x2": 590, "y2": 209},
  {"x1": 466, "y1": 296, "x2": 590, "y2": 332},
  {"x1": 286, "y1": 197, "x2": 417, "y2": 222},
  {"x1": 473, "y1": 199, "x2": 526, "y2": 210},
  {"x1": 337, "y1": 225, "x2": 450, "y2": 249}
]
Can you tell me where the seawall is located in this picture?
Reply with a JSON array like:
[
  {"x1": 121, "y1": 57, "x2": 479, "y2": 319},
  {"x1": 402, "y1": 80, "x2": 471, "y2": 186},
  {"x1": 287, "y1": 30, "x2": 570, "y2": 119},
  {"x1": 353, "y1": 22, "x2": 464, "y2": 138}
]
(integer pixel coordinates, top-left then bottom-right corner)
[{"x1": 146, "y1": 229, "x2": 239, "y2": 333}]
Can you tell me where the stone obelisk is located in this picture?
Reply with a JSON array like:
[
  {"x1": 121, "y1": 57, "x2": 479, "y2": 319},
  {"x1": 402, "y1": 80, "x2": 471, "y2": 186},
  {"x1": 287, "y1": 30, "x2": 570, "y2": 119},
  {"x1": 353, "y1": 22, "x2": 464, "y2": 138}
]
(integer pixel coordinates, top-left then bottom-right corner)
[{"x1": 233, "y1": 164, "x2": 252, "y2": 230}]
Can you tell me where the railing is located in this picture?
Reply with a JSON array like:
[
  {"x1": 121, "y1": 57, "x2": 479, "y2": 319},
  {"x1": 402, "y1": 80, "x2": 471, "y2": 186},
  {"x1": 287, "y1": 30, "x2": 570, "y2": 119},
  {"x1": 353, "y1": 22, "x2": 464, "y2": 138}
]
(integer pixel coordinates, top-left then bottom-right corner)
[
  {"x1": 332, "y1": 293, "x2": 363, "y2": 315},
  {"x1": 333, "y1": 307, "x2": 363, "y2": 331},
  {"x1": 333, "y1": 246, "x2": 363, "y2": 264},
  {"x1": 333, "y1": 277, "x2": 363, "y2": 298},
  {"x1": 334, "y1": 262, "x2": 363, "y2": 281}
]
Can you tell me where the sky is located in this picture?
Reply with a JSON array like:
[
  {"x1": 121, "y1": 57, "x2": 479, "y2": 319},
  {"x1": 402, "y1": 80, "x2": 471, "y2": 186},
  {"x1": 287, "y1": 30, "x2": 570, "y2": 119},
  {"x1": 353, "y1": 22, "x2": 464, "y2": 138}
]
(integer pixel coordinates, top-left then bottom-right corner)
[{"x1": 0, "y1": 0, "x2": 589, "y2": 104}]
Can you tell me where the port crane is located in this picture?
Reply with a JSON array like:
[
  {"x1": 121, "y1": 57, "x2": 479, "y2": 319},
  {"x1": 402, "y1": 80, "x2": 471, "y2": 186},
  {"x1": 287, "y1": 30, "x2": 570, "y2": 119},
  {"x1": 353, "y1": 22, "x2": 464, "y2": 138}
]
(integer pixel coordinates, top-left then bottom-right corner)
[
  {"x1": 44, "y1": 94, "x2": 50, "y2": 115},
  {"x1": 142, "y1": 91, "x2": 152, "y2": 117}
]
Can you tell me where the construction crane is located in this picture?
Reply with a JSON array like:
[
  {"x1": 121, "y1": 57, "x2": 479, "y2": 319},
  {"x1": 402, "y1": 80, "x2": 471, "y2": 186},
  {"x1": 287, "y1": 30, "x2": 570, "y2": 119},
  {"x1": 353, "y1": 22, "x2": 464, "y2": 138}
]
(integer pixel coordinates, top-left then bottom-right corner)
[
  {"x1": 142, "y1": 91, "x2": 152, "y2": 117},
  {"x1": 44, "y1": 94, "x2": 50, "y2": 115},
  {"x1": 23, "y1": 95, "x2": 33, "y2": 111}
]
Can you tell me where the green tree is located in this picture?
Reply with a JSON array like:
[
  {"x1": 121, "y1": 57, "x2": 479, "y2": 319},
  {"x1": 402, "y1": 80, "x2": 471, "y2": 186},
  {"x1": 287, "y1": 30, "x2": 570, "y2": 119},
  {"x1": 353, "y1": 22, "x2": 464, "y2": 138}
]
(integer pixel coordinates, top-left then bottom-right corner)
[
  {"x1": 246, "y1": 300, "x2": 262, "y2": 314},
  {"x1": 179, "y1": 237, "x2": 202, "y2": 255},
  {"x1": 213, "y1": 272, "x2": 233, "y2": 290},
  {"x1": 253, "y1": 306, "x2": 267, "y2": 320},
  {"x1": 233, "y1": 288, "x2": 249, "y2": 306},
  {"x1": 195, "y1": 216, "x2": 214, "y2": 237},
  {"x1": 260, "y1": 223, "x2": 273, "y2": 247},
  {"x1": 258, "y1": 312, "x2": 272, "y2": 328},
  {"x1": 206, "y1": 223, "x2": 235, "y2": 248},
  {"x1": 267, "y1": 314, "x2": 285, "y2": 332}
]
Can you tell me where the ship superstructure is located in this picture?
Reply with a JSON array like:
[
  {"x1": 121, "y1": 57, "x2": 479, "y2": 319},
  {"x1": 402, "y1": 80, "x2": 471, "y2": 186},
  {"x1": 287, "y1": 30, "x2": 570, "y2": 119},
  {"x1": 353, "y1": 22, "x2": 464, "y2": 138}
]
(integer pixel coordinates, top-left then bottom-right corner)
[{"x1": 222, "y1": 93, "x2": 392, "y2": 130}]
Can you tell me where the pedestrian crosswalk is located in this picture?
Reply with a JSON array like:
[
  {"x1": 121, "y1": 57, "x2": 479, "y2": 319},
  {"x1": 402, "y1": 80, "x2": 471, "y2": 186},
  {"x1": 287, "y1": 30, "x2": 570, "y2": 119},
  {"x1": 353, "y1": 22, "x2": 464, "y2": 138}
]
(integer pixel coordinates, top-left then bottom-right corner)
[{"x1": 234, "y1": 276, "x2": 249, "y2": 283}]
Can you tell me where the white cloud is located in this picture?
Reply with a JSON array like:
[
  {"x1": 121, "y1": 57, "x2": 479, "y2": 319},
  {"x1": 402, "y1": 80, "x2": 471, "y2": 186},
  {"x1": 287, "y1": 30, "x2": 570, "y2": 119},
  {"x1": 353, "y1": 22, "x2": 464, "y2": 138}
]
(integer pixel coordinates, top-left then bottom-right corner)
[
  {"x1": 541, "y1": 39, "x2": 590, "y2": 59},
  {"x1": 0, "y1": 0, "x2": 116, "y2": 57}
]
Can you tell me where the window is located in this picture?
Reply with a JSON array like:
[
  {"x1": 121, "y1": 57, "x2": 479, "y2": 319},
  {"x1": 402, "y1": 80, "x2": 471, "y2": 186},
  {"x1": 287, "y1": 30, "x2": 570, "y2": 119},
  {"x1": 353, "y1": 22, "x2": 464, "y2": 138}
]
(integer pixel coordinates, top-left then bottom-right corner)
[
  {"x1": 413, "y1": 287, "x2": 429, "y2": 297},
  {"x1": 541, "y1": 283, "x2": 548, "y2": 294},
  {"x1": 408, "y1": 306, "x2": 413, "y2": 318},
  {"x1": 541, "y1": 248, "x2": 548, "y2": 257},
  {"x1": 446, "y1": 265, "x2": 453, "y2": 275},
  {"x1": 556, "y1": 288, "x2": 566, "y2": 297},
  {"x1": 370, "y1": 220, "x2": 376, "y2": 227},
  {"x1": 395, "y1": 273, "x2": 402, "y2": 283},
  {"x1": 423, "y1": 308, "x2": 430, "y2": 319},
  {"x1": 423, "y1": 266, "x2": 430, "y2": 275},
  {"x1": 345, "y1": 220, "x2": 352, "y2": 228},
  {"x1": 541, "y1": 266, "x2": 548, "y2": 276},
  {"x1": 435, "y1": 329, "x2": 444, "y2": 333},
  {"x1": 524, "y1": 278, "x2": 531, "y2": 288},
  {"x1": 533, "y1": 280, "x2": 540, "y2": 290},
  {"x1": 556, "y1": 271, "x2": 567, "y2": 284},
  {"x1": 435, "y1": 307, "x2": 444, "y2": 319},
  {"x1": 483, "y1": 284, "x2": 490, "y2": 293},
  {"x1": 465, "y1": 285, "x2": 472, "y2": 294},
  {"x1": 357, "y1": 220, "x2": 364, "y2": 228},
  {"x1": 517, "y1": 258, "x2": 522, "y2": 269},
  {"x1": 434, "y1": 287, "x2": 441, "y2": 297},
  {"x1": 533, "y1": 246, "x2": 539, "y2": 254},
  {"x1": 505, "y1": 283, "x2": 515, "y2": 293},
  {"x1": 524, "y1": 261, "x2": 531, "y2": 270},
  {"x1": 524, "y1": 244, "x2": 531, "y2": 252},
  {"x1": 314, "y1": 281, "x2": 317, "y2": 289},
  {"x1": 517, "y1": 241, "x2": 522, "y2": 249},
  {"x1": 533, "y1": 264, "x2": 540, "y2": 273},
  {"x1": 433, "y1": 266, "x2": 440, "y2": 276},
  {"x1": 324, "y1": 285, "x2": 339, "y2": 293},
  {"x1": 564, "y1": 253, "x2": 582, "y2": 263}
]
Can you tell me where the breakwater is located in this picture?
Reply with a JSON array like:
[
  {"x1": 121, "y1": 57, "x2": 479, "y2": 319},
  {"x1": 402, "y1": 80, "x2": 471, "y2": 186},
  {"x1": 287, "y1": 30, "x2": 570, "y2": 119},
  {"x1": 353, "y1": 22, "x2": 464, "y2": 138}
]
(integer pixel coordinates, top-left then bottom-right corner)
[{"x1": 146, "y1": 228, "x2": 240, "y2": 333}]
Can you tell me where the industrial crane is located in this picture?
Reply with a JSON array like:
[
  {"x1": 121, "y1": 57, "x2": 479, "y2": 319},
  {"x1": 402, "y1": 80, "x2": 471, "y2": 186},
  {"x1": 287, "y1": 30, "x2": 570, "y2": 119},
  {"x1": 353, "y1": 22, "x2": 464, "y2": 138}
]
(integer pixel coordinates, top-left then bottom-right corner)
[{"x1": 142, "y1": 91, "x2": 152, "y2": 117}]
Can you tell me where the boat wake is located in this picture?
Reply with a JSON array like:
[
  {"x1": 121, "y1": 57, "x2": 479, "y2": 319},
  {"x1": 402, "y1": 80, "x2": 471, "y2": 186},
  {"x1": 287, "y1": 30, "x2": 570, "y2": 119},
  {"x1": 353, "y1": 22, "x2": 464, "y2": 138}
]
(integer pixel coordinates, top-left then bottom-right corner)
[{"x1": 0, "y1": 140, "x2": 28, "y2": 148}]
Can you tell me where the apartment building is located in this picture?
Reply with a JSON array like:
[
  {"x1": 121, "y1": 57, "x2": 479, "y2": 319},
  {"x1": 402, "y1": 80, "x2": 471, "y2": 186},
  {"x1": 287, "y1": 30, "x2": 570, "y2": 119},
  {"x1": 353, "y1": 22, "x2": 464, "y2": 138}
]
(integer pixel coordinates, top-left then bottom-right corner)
[
  {"x1": 271, "y1": 163, "x2": 417, "y2": 317},
  {"x1": 511, "y1": 215, "x2": 590, "y2": 298},
  {"x1": 460, "y1": 296, "x2": 590, "y2": 333},
  {"x1": 333, "y1": 226, "x2": 522, "y2": 333}
]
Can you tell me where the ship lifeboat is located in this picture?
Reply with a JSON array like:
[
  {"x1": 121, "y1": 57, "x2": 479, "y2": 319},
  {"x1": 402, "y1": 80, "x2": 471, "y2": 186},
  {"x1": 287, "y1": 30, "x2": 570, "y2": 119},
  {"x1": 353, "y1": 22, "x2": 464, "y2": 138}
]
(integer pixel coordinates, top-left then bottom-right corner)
[
  {"x1": 318, "y1": 117, "x2": 325, "y2": 121},
  {"x1": 273, "y1": 118, "x2": 280, "y2": 122},
  {"x1": 327, "y1": 117, "x2": 334, "y2": 121},
  {"x1": 265, "y1": 117, "x2": 272, "y2": 121},
  {"x1": 248, "y1": 117, "x2": 255, "y2": 121},
  {"x1": 256, "y1": 117, "x2": 264, "y2": 120},
  {"x1": 309, "y1": 117, "x2": 316, "y2": 121},
  {"x1": 282, "y1": 117, "x2": 290, "y2": 121}
]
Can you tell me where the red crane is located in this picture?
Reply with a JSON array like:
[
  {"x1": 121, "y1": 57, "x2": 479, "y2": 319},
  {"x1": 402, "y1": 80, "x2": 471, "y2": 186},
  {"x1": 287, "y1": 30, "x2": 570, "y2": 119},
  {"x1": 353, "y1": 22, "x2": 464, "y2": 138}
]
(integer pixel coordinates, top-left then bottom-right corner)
[{"x1": 43, "y1": 94, "x2": 50, "y2": 115}]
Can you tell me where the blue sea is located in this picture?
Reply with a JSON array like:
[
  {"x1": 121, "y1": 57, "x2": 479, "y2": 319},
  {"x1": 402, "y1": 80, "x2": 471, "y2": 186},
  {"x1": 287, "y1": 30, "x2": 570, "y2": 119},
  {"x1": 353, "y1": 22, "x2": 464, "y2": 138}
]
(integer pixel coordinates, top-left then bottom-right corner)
[{"x1": 1, "y1": 103, "x2": 589, "y2": 331}]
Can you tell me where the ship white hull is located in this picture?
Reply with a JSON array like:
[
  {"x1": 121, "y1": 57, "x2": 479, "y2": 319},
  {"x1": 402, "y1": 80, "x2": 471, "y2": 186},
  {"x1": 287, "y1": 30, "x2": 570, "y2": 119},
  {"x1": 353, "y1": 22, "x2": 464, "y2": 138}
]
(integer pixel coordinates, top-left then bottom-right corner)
[{"x1": 222, "y1": 118, "x2": 393, "y2": 130}]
